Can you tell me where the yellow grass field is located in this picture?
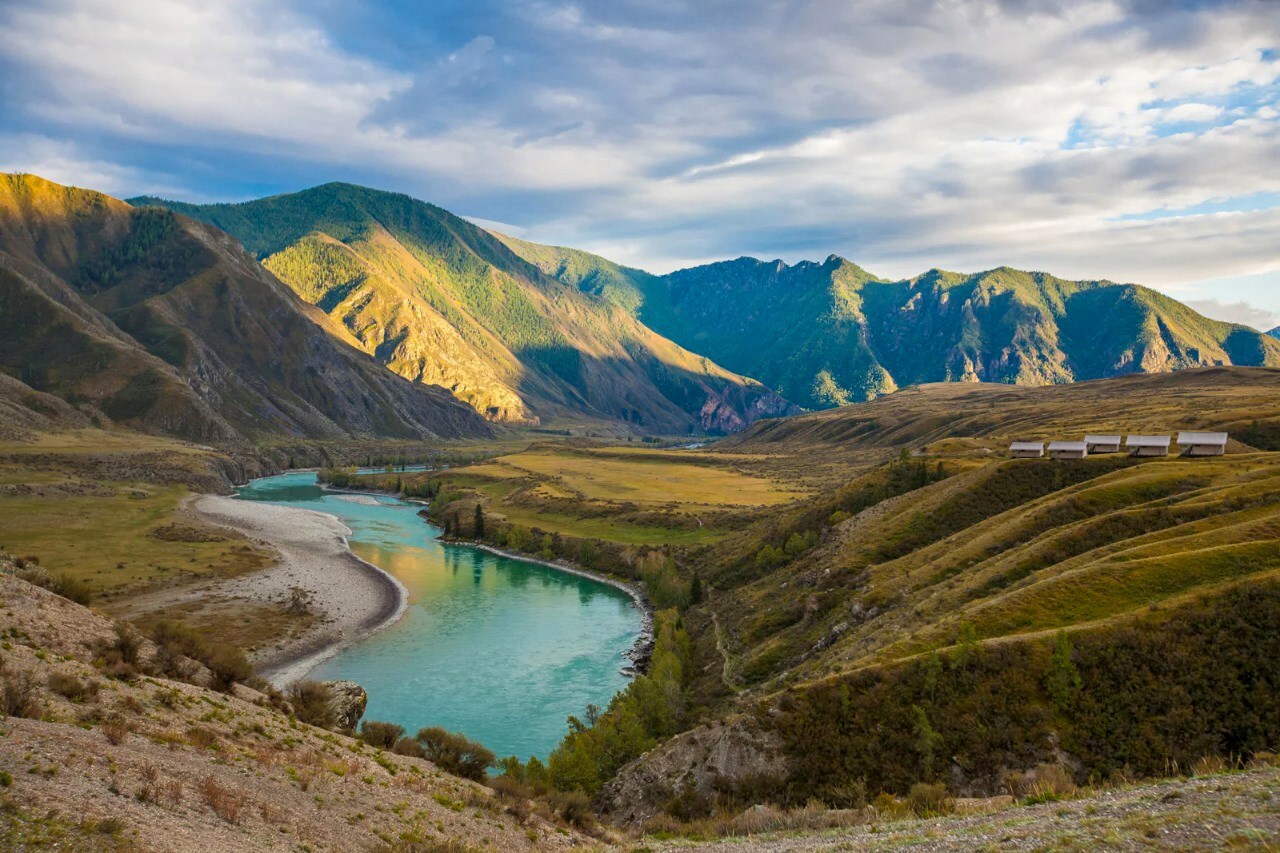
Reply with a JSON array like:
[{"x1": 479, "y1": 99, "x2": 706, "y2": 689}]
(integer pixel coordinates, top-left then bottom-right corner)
[{"x1": 492, "y1": 449, "x2": 805, "y2": 508}]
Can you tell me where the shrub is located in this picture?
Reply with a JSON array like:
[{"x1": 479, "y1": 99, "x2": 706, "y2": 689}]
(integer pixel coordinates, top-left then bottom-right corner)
[
  {"x1": 110, "y1": 622, "x2": 142, "y2": 667},
  {"x1": 907, "y1": 781, "x2": 954, "y2": 816},
  {"x1": 1024, "y1": 764, "x2": 1077, "y2": 802},
  {"x1": 0, "y1": 659, "x2": 42, "y2": 718},
  {"x1": 415, "y1": 727, "x2": 495, "y2": 781},
  {"x1": 546, "y1": 790, "x2": 595, "y2": 829},
  {"x1": 288, "y1": 681, "x2": 336, "y2": 728},
  {"x1": 392, "y1": 737, "x2": 425, "y2": 758},
  {"x1": 359, "y1": 720, "x2": 405, "y2": 749},
  {"x1": 198, "y1": 775, "x2": 244, "y2": 823},
  {"x1": 101, "y1": 716, "x2": 130, "y2": 745},
  {"x1": 205, "y1": 644, "x2": 253, "y2": 692},
  {"x1": 487, "y1": 774, "x2": 532, "y2": 802},
  {"x1": 47, "y1": 671, "x2": 96, "y2": 702},
  {"x1": 819, "y1": 778, "x2": 868, "y2": 809}
]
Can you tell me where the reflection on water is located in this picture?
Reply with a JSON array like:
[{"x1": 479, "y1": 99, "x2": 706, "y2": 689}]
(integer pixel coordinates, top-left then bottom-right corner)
[{"x1": 236, "y1": 471, "x2": 637, "y2": 760}]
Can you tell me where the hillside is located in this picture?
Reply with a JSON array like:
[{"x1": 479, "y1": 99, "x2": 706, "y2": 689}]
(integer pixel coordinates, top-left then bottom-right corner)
[
  {"x1": 137, "y1": 184, "x2": 796, "y2": 434},
  {"x1": 390, "y1": 369, "x2": 1280, "y2": 827},
  {"x1": 0, "y1": 565, "x2": 590, "y2": 850},
  {"x1": 0, "y1": 174, "x2": 489, "y2": 442},
  {"x1": 499, "y1": 241, "x2": 1280, "y2": 410}
]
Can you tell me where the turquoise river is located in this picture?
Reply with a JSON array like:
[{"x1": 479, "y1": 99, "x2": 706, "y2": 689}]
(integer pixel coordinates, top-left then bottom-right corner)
[{"x1": 234, "y1": 471, "x2": 639, "y2": 761}]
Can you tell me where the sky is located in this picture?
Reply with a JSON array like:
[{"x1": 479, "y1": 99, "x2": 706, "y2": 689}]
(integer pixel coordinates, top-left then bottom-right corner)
[{"x1": 1, "y1": 0, "x2": 1277, "y2": 327}]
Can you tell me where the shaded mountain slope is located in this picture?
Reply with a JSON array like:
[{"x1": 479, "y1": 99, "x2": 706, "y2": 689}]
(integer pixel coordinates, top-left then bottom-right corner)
[
  {"x1": 138, "y1": 184, "x2": 795, "y2": 434},
  {"x1": 0, "y1": 174, "x2": 488, "y2": 441},
  {"x1": 497, "y1": 242, "x2": 1280, "y2": 410}
]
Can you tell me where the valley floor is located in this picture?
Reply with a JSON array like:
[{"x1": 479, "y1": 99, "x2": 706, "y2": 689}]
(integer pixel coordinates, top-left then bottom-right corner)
[{"x1": 653, "y1": 765, "x2": 1280, "y2": 851}]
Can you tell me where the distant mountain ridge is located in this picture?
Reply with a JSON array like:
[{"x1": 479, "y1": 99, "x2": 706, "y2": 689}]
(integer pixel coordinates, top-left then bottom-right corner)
[
  {"x1": 137, "y1": 184, "x2": 796, "y2": 434},
  {"x1": 499, "y1": 241, "x2": 1280, "y2": 409},
  {"x1": 0, "y1": 174, "x2": 488, "y2": 441}
]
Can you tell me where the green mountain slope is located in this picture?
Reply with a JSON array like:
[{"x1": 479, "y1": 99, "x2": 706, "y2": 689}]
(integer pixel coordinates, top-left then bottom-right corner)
[
  {"x1": 137, "y1": 185, "x2": 796, "y2": 434},
  {"x1": 497, "y1": 242, "x2": 1280, "y2": 410},
  {"x1": 0, "y1": 174, "x2": 489, "y2": 441}
]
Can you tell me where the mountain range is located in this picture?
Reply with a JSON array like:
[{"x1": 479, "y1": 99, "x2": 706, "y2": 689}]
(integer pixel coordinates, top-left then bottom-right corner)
[
  {"x1": 3, "y1": 171, "x2": 1276, "y2": 443},
  {"x1": 503, "y1": 244, "x2": 1280, "y2": 410},
  {"x1": 135, "y1": 184, "x2": 795, "y2": 434}
]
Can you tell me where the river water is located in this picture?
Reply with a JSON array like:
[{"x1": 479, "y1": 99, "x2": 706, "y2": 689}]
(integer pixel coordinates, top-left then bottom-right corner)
[{"x1": 234, "y1": 471, "x2": 639, "y2": 761}]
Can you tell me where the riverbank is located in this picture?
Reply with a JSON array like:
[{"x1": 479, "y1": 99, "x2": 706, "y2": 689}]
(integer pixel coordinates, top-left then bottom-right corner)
[
  {"x1": 438, "y1": 534, "x2": 656, "y2": 674},
  {"x1": 191, "y1": 495, "x2": 408, "y2": 686}
]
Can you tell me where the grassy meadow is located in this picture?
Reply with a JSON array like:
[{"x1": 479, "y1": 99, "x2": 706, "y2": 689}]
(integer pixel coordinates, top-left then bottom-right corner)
[{"x1": 0, "y1": 430, "x2": 272, "y2": 601}]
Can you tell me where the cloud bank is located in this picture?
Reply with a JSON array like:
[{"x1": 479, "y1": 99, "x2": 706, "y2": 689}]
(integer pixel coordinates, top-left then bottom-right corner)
[{"x1": 0, "y1": 0, "x2": 1276, "y2": 322}]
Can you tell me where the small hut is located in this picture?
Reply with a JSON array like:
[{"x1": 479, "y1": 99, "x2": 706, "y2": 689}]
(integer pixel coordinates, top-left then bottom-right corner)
[
  {"x1": 1009, "y1": 440, "x2": 1044, "y2": 458},
  {"x1": 1084, "y1": 434, "x2": 1122, "y2": 453},
  {"x1": 1049, "y1": 440, "x2": 1088, "y2": 460},
  {"x1": 1126, "y1": 435, "x2": 1171, "y2": 457},
  {"x1": 1177, "y1": 431, "x2": 1227, "y2": 456}
]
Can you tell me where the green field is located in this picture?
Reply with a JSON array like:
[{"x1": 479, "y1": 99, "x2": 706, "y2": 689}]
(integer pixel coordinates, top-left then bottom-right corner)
[{"x1": 0, "y1": 430, "x2": 271, "y2": 601}]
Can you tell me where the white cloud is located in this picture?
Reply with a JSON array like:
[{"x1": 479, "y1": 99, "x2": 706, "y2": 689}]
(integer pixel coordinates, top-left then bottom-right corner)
[
  {"x1": 0, "y1": 0, "x2": 1276, "y2": 302},
  {"x1": 1184, "y1": 298, "x2": 1280, "y2": 330}
]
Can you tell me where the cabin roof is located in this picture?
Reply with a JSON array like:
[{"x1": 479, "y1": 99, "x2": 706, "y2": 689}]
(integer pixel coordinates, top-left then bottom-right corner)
[
  {"x1": 1049, "y1": 441, "x2": 1088, "y2": 451},
  {"x1": 1126, "y1": 434, "x2": 1171, "y2": 447},
  {"x1": 1009, "y1": 441, "x2": 1044, "y2": 451},
  {"x1": 1177, "y1": 431, "x2": 1228, "y2": 445},
  {"x1": 1084, "y1": 434, "x2": 1122, "y2": 444}
]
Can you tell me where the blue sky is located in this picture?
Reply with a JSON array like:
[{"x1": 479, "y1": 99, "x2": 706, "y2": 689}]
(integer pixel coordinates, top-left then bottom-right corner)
[{"x1": 1, "y1": 0, "x2": 1277, "y2": 326}]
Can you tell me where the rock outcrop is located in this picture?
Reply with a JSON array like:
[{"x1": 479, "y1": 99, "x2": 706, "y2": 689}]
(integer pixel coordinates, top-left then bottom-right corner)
[{"x1": 597, "y1": 714, "x2": 790, "y2": 826}]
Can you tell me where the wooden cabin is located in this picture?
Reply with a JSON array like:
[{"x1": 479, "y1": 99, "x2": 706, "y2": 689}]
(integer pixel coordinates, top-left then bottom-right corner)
[
  {"x1": 1009, "y1": 440, "x2": 1045, "y2": 458},
  {"x1": 1049, "y1": 440, "x2": 1088, "y2": 459},
  {"x1": 1084, "y1": 434, "x2": 1122, "y2": 453},
  {"x1": 1126, "y1": 435, "x2": 1171, "y2": 457},
  {"x1": 1177, "y1": 431, "x2": 1227, "y2": 456}
]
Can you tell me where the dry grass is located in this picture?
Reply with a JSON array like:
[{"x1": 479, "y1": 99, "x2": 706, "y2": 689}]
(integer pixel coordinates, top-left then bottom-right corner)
[{"x1": 492, "y1": 449, "x2": 805, "y2": 508}]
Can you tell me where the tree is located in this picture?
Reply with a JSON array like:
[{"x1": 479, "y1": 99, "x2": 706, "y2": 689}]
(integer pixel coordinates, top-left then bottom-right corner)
[
  {"x1": 690, "y1": 574, "x2": 704, "y2": 604},
  {"x1": 1045, "y1": 630, "x2": 1081, "y2": 711},
  {"x1": 474, "y1": 504, "x2": 486, "y2": 539},
  {"x1": 912, "y1": 704, "x2": 942, "y2": 779}
]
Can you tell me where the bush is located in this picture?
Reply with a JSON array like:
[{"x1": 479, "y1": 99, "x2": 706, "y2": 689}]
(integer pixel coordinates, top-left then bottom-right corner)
[
  {"x1": 416, "y1": 727, "x2": 495, "y2": 781},
  {"x1": 198, "y1": 775, "x2": 244, "y2": 823},
  {"x1": 110, "y1": 622, "x2": 142, "y2": 667},
  {"x1": 0, "y1": 659, "x2": 42, "y2": 718},
  {"x1": 547, "y1": 790, "x2": 595, "y2": 829},
  {"x1": 1018, "y1": 763, "x2": 1077, "y2": 802},
  {"x1": 205, "y1": 644, "x2": 253, "y2": 692},
  {"x1": 101, "y1": 715, "x2": 130, "y2": 745},
  {"x1": 47, "y1": 671, "x2": 97, "y2": 702},
  {"x1": 289, "y1": 681, "x2": 336, "y2": 728},
  {"x1": 144, "y1": 619, "x2": 253, "y2": 692},
  {"x1": 360, "y1": 720, "x2": 405, "y2": 749},
  {"x1": 907, "y1": 782, "x2": 954, "y2": 816},
  {"x1": 392, "y1": 736, "x2": 426, "y2": 758}
]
